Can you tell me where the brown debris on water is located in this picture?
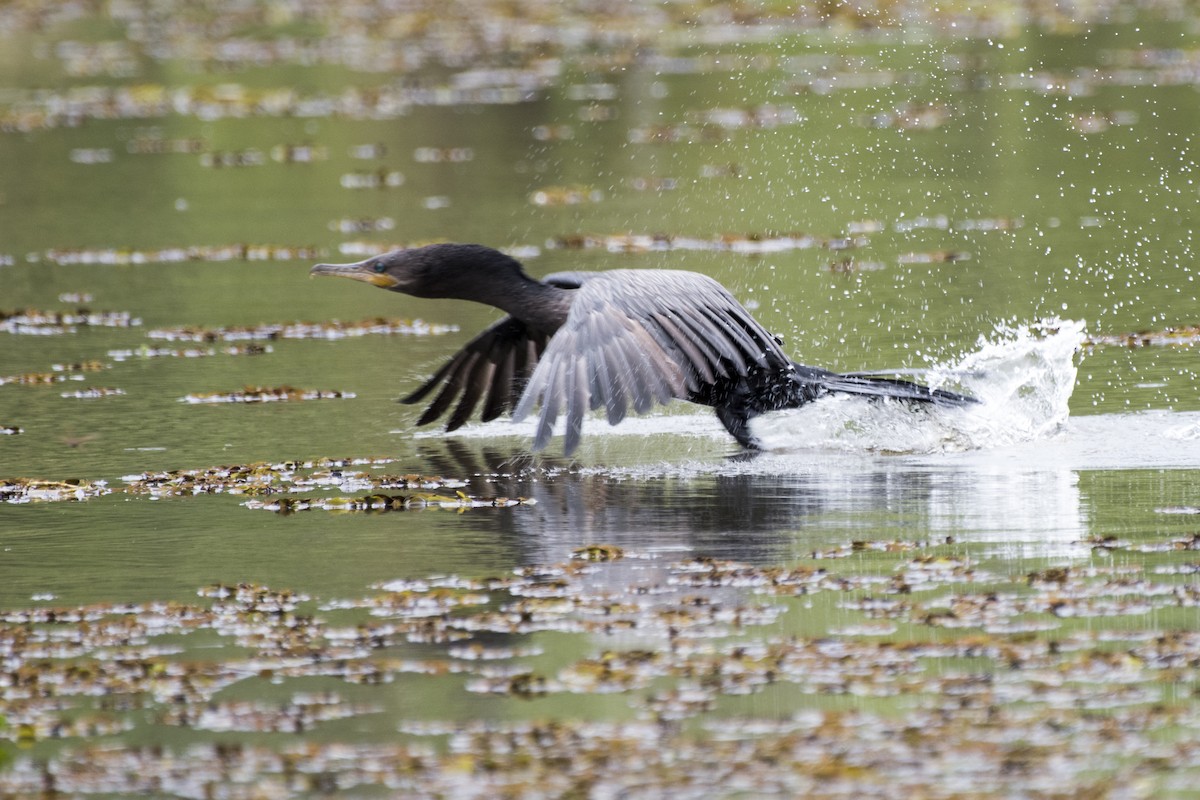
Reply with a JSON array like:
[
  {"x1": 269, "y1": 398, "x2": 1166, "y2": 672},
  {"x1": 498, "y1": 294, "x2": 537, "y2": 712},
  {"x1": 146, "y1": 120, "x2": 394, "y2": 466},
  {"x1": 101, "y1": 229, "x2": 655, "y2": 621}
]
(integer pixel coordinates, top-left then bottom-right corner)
[
  {"x1": 61, "y1": 387, "x2": 126, "y2": 399},
  {"x1": 571, "y1": 544, "x2": 625, "y2": 562},
  {"x1": 107, "y1": 343, "x2": 271, "y2": 360},
  {"x1": 546, "y1": 231, "x2": 830, "y2": 255},
  {"x1": 329, "y1": 216, "x2": 395, "y2": 234},
  {"x1": 0, "y1": 522, "x2": 1199, "y2": 793},
  {"x1": 149, "y1": 317, "x2": 457, "y2": 342},
  {"x1": 1069, "y1": 110, "x2": 1138, "y2": 134},
  {"x1": 244, "y1": 492, "x2": 536, "y2": 513},
  {"x1": 1084, "y1": 324, "x2": 1200, "y2": 348},
  {"x1": 897, "y1": 250, "x2": 972, "y2": 265},
  {"x1": 1, "y1": 477, "x2": 110, "y2": 503},
  {"x1": 34, "y1": 244, "x2": 322, "y2": 266},
  {"x1": 199, "y1": 148, "x2": 265, "y2": 168},
  {"x1": 0, "y1": 307, "x2": 140, "y2": 334},
  {"x1": 1, "y1": 360, "x2": 108, "y2": 387},
  {"x1": 121, "y1": 459, "x2": 469, "y2": 499},
  {"x1": 529, "y1": 185, "x2": 604, "y2": 207},
  {"x1": 181, "y1": 385, "x2": 355, "y2": 403},
  {"x1": 858, "y1": 102, "x2": 951, "y2": 130}
]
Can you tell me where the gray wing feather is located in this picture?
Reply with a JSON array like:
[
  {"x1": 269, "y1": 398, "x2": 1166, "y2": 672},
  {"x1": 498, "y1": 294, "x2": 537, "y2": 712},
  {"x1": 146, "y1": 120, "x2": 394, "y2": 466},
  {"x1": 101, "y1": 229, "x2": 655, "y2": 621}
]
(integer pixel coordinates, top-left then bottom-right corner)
[{"x1": 513, "y1": 270, "x2": 786, "y2": 454}]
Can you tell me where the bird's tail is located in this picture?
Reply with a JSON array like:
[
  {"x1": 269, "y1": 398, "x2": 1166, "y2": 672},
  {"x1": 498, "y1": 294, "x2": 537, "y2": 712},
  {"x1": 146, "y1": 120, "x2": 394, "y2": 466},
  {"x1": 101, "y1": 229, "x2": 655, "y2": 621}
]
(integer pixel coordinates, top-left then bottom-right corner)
[{"x1": 805, "y1": 367, "x2": 978, "y2": 407}]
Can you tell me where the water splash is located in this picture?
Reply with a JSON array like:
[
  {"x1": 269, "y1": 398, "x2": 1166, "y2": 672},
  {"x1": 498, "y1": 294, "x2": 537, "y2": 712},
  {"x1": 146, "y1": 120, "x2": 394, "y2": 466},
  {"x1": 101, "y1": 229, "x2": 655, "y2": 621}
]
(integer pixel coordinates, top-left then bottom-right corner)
[
  {"x1": 751, "y1": 319, "x2": 1086, "y2": 454},
  {"x1": 414, "y1": 320, "x2": 1087, "y2": 457}
]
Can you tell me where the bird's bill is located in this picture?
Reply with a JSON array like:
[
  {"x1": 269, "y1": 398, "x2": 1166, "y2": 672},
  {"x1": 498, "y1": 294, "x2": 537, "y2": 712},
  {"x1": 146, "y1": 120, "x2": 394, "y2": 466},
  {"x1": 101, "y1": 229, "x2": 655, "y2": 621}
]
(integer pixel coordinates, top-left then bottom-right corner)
[{"x1": 309, "y1": 259, "x2": 400, "y2": 288}]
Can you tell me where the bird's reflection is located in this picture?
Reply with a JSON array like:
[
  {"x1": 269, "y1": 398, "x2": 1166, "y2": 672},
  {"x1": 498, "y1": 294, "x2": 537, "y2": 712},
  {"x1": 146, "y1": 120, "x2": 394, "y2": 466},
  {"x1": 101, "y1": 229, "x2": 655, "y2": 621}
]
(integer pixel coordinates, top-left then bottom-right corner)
[{"x1": 416, "y1": 439, "x2": 1088, "y2": 564}]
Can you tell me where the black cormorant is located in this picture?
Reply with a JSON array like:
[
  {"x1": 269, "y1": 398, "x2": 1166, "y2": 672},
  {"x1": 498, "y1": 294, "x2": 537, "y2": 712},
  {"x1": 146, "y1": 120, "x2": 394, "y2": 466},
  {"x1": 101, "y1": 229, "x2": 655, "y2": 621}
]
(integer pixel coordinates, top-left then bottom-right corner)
[{"x1": 311, "y1": 243, "x2": 975, "y2": 454}]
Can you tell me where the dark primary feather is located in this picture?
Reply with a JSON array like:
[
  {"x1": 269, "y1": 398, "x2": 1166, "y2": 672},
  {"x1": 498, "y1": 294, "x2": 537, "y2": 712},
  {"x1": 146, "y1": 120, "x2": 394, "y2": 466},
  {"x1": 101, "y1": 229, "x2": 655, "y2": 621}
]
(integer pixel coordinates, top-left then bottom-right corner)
[
  {"x1": 398, "y1": 271, "x2": 584, "y2": 430},
  {"x1": 400, "y1": 316, "x2": 549, "y2": 431}
]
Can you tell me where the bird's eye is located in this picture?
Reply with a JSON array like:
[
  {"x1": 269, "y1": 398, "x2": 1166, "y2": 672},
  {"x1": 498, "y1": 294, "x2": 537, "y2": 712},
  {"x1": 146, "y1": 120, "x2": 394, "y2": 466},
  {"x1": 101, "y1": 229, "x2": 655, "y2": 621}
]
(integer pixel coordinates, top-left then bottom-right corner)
[{"x1": 372, "y1": 262, "x2": 386, "y2": 273}]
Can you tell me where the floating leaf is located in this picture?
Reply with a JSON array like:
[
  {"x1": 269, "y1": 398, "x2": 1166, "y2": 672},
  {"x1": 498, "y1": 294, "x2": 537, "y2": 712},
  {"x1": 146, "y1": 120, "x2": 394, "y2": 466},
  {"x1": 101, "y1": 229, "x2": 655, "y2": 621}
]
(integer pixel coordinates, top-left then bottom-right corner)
[
  {"x1": 1, "y1": 478, "x2": 110, "y2": 503},
  {"x1": 150, "y1": 317, "x2": 457, "y2": 342},
  {"x1": 61, "y1": 387, "x2": 125, "y2": 399},
  {"x1": 1085, "y1": 325, "x2": 1200, "y2": 348},
  {"x1": 181, "y1": 385, "x2": 354, "y2": 403}
]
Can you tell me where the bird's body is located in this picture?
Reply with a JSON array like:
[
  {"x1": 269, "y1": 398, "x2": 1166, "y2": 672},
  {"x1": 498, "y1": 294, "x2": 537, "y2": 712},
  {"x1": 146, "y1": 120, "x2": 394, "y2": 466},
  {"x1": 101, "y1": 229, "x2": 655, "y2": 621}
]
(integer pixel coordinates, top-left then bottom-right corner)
[{"x1": 311, "y1": 243, "x2": 976, "y2": 454}]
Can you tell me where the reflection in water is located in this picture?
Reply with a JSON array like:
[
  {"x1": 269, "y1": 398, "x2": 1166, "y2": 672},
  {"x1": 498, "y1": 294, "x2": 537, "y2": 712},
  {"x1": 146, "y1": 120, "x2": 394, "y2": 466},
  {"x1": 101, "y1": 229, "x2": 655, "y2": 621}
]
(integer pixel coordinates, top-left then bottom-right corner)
[
  {"x1": 915, "y1": 466, "x2": 1086, "y2": 555},
  {"x1": 418, "y1": 437, "x2": 1090, "y2": 564}
]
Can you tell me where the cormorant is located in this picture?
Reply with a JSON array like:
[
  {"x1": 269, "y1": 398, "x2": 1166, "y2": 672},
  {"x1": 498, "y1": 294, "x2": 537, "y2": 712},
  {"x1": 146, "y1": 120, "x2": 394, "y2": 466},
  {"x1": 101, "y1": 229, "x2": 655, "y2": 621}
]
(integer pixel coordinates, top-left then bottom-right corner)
[{"x1": 311, "y1": 243, "x2": 975, "y2": 455}]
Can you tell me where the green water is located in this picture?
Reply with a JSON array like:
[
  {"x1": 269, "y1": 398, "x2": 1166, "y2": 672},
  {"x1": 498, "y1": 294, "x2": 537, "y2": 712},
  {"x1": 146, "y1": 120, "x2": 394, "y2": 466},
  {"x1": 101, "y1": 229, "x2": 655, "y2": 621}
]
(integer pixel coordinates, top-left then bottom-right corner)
[{"x1": 2, "y1": 4, "x2": 1200, "y2": 796}]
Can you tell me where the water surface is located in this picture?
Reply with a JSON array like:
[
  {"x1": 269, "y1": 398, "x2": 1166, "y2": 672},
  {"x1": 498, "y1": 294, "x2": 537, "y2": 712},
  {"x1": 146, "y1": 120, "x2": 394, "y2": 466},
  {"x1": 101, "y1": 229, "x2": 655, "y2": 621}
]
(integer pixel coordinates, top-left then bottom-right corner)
[{"x1": 2, "y1": 3, "x2": 1200, "y2": 796}]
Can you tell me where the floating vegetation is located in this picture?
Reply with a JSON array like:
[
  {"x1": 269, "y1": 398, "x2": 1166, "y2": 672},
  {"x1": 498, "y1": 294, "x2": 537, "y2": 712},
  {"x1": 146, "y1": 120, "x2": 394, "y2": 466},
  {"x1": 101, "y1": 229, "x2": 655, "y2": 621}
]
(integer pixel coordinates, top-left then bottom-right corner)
[
  {"x1": 413, "y1": 146, "x2": 474, "y2": 163},
  {"x1": 113, "y1": 459, "x2": 521, "y2": 514},
  {"x1": 1069, "y1": 111, "x2": 1139, "y2": 134},
  {"x1": 328, "y1": 216, "x2": 395, "y2": 233},
  {"x1": 571, "y1": 543, "x2": 625, "y2": 562},
  {"x1": 33, "y1": 244, "x2": 322, "y2": 266},
  {"x1": 531, "y1": 124, "x2": 573, "y2": 141},
  {"x1": 858, "y1": 102, "x2": 951, "y2": 130},
  {"x1": 698, "y1": 163, "x2": 741, "y2": 180},
  {"x1": 694, "y1": 104, "x2": 804, "y2": 130},
  {"x1": 0, "y1": 80, "x2": 548, "y2": 133},
  {"x1": 181, "y1": 385, "x2": 354, "y2": 404},
  {"x1": 0, "y1": 308, "x2": 140, "y2": 334},
  {"x1": 1084, "y1": 324, "x2": 1200, "y2": 348},
  {"x1": 125, "y1": 133, "x2": 207, "y2": 154},
  {"x1": 897, "y1": 250, "x2": 972, "y2": 264},
  {"x1": 121, "y1": 459, "x2": 464, "y2": 498},
  {"x1": 628, "y1": 104, "x2": 804, "y2": 143},
  {"x1": 348, "y1": 143, "x2": 387, "y2": 159},
  {"x1": 68, "y1": 147, "x2": 114, "y2": 164},
  {"x1": 627, "y1": 125, "x2": 719, "y2": 145},
  {"x1": 334, "y1": 241, "x2": 540, "y2": 262},
  {"x1": 1, "y1": 477, "x2": 110, "y2": 503},
  {"x1": 2, "y1": 524, "x2": 1200, "y2": 793},
  {"x1": 243, "y1": 492, "x2": 536, "y2": 513},
  {"x1": 52, "y1": 360, "x2": 107, "y2": 373},
  {"x1": 162, "y1": 693, "x2": 380, "y2": 733},
  {"x1": 547, "y1": 231, "x2": 841, "y2": 255},
  {"x1": 148, "y1": 317, "x2": 457, "y2": 342},
  {"x1": 199, "y1": 148, "x2": 265, "y2": 168},
  {"x1": 61, "y1": 387, "x2": 125, "y2": 399},
  {"x1": 1, "y1": 371, "x2": 81, "y2": 387},
  {"x1": 828, "y1": 258, "x2": 887, "y2": 273},
  {"x1": 528, "y1": 185, "x2": 604, "y2": 207},
  {"x1": 107, "y1": 343, "x2": 271, "y2": 361},
  {"x1": 627, "y1": 176, "x2": 678, "y2": 191},
  {"x1": 270, "y1": 143, "x2": 327, "y2": 163},
  {"x1": 955, "y1": 216, "x2": 1023, "y2": 231},
  {"x1": 339, "y1": 169, "x2": 405, "y2": 189}
]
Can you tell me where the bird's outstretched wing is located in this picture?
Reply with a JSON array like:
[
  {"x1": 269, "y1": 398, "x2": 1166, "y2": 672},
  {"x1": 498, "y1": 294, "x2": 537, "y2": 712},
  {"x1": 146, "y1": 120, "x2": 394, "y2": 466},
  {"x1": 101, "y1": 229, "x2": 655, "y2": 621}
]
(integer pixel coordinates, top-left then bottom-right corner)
[
  {"x1": 511, "y1": 269, "x2": 789, "y2": 454},
  {"x1": 399, "y1": 273, "x2": 587, "y2": 430},
  {"x1": 400, "y1": 317, "x2": 549, "y2": 431}
]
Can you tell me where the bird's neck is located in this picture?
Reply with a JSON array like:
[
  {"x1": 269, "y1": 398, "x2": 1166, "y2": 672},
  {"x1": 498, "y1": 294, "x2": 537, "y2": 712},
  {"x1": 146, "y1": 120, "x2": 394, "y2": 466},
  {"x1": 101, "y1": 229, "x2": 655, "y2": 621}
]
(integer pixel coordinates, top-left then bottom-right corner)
[{"x1": 459, "y1": 271, "x2": 572, "y2": 334}]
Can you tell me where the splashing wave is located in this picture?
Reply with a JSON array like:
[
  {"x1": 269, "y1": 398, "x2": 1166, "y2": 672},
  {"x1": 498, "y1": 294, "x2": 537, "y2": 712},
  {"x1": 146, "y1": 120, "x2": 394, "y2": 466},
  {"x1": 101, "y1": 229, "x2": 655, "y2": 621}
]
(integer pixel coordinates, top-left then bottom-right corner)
[
  {"x1": 751, "y1": 319, "x2": 1085, "y2": 454},
  {"x1": 413, "y1": 320, "x2": 1087, "y2": 457}
]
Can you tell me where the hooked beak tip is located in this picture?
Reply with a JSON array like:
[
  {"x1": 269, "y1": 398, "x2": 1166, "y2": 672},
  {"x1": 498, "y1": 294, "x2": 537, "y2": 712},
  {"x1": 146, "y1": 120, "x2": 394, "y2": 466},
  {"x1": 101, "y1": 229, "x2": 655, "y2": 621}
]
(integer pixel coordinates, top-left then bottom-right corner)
[{"x1": 309, "y1": 260, "x2": 399, "y2": 289}]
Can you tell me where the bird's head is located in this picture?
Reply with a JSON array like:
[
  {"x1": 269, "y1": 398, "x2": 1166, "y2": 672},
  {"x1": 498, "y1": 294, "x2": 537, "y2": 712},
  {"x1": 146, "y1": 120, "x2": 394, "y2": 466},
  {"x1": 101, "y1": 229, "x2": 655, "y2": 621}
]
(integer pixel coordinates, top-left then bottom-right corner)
[{"x1": 310, "y1": 243, "x2": 526, "y2": 299}]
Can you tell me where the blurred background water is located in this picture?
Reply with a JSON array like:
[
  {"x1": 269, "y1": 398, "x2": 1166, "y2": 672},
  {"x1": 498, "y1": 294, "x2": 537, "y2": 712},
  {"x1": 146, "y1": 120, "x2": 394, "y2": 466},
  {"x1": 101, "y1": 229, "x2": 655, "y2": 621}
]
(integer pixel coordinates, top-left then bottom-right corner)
[{"x1": 2, "y1": 2, "x2": 1200, "y2": 795}]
